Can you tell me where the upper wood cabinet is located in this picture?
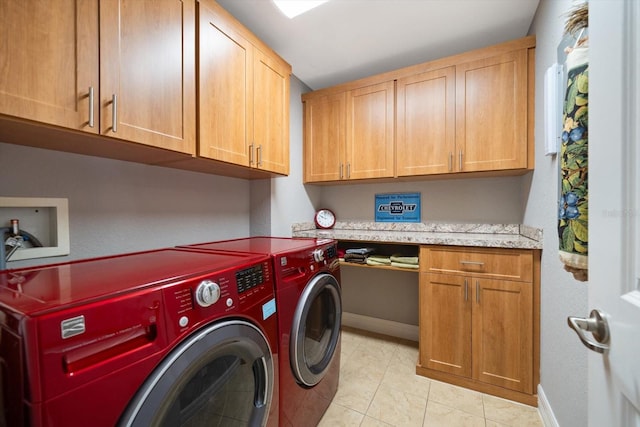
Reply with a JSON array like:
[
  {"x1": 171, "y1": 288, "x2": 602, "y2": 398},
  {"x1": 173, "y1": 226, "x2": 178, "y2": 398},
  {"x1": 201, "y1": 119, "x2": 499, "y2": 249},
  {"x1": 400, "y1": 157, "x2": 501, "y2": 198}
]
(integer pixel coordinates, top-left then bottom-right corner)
[
  {"x1": 396, "y1": 67, "x2": 456, "y2": 176},
  {"x1": 0, "y1": 0, "x2": 196, "y2": 155},
  {"x1": 303, "y1": 93, "x2": 346, "y2": 182},
  {"x1": 303, "y1": 80, "x2": 394, "y2": 183},
  {"x1": 345, "y1": 81, "x2": 395, "y2": 180},
  {"x1": 303, "y1": 36, "x2": 535, "y2": 183},
  {"x1": 456, "y1": 50, "x2": 528, "y2": 172},
  {"x1": 198, "y1": 0, "x2": 291, "y2": 175},
  {"x1": 100, "y1": 0, "x2": 196, "y2": 154},
  {"x1": 0, "y1": 1, "x2": 99, "y2": 133}
]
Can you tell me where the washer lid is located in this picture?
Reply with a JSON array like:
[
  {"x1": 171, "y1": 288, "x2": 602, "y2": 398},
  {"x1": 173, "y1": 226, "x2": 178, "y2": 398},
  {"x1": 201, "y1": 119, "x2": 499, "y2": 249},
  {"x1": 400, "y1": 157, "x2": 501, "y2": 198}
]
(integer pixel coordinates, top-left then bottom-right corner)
[{"x1": 0, "y1": 249, "x2": 269, "y2": 316}]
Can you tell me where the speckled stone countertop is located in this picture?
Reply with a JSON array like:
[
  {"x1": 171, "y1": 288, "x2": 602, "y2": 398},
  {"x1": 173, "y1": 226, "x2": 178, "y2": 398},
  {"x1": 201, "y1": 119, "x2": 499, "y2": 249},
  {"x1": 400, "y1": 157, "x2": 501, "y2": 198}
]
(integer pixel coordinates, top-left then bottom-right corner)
[{"x1": 291, "y1": 222, "x2": 543, "y2": 250}]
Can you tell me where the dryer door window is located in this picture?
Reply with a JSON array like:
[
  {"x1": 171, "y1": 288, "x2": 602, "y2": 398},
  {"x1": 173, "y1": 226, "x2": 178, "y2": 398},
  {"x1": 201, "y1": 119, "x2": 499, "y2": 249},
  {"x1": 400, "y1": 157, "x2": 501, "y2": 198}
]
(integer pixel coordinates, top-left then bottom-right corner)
[
  {"x1": 291, "y1": 273, "x2": 342, "y2": 386},
  {"x1": 119, "y1": 320, "x2": 273, "y2": 427}
]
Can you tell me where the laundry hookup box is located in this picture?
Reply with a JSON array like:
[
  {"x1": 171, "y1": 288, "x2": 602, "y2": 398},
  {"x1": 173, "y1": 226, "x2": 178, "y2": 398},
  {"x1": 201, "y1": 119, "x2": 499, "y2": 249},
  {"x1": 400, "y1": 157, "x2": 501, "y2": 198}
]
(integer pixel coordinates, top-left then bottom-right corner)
[{"x1": 374, "y1": 193, "x2": 421, "y2": 223}]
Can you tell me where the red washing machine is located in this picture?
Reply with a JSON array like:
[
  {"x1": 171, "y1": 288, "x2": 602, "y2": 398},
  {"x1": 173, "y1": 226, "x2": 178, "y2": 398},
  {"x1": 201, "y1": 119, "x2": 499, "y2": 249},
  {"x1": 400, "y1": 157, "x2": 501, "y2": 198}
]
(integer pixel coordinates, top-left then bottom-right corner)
[
  {"x1": 0, "y1": 248, "x2": 279, "y2": 427},
  {"x1": 181, "y1": 237, "x2": 342, "y2": 427}
]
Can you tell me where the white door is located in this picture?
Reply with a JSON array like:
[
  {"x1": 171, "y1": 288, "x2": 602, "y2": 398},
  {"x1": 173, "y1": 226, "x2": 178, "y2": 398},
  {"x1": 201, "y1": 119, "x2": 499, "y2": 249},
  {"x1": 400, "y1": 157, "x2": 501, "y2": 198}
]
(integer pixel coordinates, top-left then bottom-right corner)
[{"x1": 569, "y1": 1, "x2": 640, "y2": 426}]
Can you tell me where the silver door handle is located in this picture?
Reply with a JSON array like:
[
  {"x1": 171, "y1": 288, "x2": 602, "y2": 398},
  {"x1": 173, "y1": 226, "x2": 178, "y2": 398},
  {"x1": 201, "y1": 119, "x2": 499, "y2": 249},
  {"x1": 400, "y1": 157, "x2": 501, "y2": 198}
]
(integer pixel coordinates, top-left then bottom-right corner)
[
  {"x1": 88, "y1": 86, "x2": 94, "y2": 128},
  {"x1": 249, "y1": 144, "x2": 254, "y2": 165},
  {"x1": 111, "y1": 94, "x2": 118, "y2": 132},
  {"x1": 257, "y1": 144, "x2": 262, "y2": 167},
  {"x1": 567, "y1": 309, "x2": 610, "y2": 354}
]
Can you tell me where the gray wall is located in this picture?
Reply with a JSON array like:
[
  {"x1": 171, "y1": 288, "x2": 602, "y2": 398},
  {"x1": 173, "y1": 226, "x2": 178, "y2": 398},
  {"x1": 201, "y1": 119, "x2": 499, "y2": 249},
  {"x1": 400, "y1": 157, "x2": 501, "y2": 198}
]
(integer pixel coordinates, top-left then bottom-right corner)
[
  {"x1": 0, "y1": 142, "x2": 252, "y2": 269},
  {"x1": 525, "y1": 0, "x2": 588, "y2": 426}
]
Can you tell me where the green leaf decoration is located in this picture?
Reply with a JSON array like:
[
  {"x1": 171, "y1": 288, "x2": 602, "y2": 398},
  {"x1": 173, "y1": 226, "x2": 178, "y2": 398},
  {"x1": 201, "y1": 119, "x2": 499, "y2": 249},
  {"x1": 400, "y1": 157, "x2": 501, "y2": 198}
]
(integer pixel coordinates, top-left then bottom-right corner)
[
  {"x1": 574, "y1": 240, "x2": 588, "y2": 253},
  {"x1": 571, "y1": 219, "x2": 588, "y2": 242},
  {"x1": 562, "y1": 226, "x2": 576, "y2": 251},
  {"x1": 566, "y1": 81, "x2": 578, "y2": 113},
  {"x1": 577, "y1": 74, "x2": 589, "y2": 93},
  {"x1": 575, "y1": 96, "x2": 588, "y2": 107}
]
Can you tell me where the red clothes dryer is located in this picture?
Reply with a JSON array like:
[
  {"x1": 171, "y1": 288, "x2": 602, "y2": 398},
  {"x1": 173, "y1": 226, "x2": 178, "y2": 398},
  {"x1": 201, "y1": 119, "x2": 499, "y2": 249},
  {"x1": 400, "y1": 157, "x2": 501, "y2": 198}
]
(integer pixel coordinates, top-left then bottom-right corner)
[
  {"x1": 0, "y1": 248, "x2": 279, "y2": 427},
  {"x1": 181, "y1": 237, "x2": 342, "y2": 427}
]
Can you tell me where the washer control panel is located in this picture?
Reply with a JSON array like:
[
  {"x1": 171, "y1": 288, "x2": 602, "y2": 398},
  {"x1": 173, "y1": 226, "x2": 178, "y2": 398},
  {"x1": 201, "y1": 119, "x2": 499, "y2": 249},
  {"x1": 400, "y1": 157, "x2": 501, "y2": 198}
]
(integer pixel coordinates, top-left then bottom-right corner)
[{"x1": 163, "y1": 258, "x2": 273, "y2": 340}]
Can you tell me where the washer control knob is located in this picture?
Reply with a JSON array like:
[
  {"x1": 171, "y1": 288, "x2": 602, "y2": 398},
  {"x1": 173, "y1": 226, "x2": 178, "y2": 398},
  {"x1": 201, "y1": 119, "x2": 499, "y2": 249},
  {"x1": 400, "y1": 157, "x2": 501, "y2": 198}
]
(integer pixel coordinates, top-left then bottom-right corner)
[
  {"x1": 195, "y1": 280, "x2": 221, "y2": 307},
  {"x1": 312, "y1": 249, "x2": 325, "y2": 263}
]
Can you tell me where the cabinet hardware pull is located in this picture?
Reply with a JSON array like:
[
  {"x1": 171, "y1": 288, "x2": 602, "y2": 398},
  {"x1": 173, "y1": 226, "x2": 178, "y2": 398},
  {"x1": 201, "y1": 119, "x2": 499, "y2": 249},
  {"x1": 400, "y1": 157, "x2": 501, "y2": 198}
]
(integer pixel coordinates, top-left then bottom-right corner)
[
  {"x1": 464, "y1": 278, "x2": 468, "y2": 301},
  {"x1": 249, "y1": 144, "x2": 254, "y2": 165},
  {"x1": 459, "y1": 150, "x2": 463, "y2": 171},
  {"x1": 257, "y1": 145, "x2": 262, "y2": 166},
  {"x1": 448, "y1": 152, "x2": 453, "y2": 172},
  {"x1": 340, "y1": 163, "x2": 343, "y2": 179},
  {"x1": 476, "y1": 280, "x2": 480, "y2": 304},
  {"x1": 88, "y1": 87, "x2": 94, "y2": 128},
  {"x1": 111, "y1": 94, "x2": 118, "y2": 133},
  {"x1": 347, "y1": 162, "x2": 351, "y2": 179},
  {"x1": 459, "y1": 260, "x2": 484, "y2": 266}
]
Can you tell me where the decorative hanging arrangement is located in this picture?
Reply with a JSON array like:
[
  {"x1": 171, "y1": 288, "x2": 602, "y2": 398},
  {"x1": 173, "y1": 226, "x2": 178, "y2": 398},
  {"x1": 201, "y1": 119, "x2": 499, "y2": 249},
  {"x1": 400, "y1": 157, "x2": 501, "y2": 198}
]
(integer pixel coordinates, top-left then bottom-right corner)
[{"x1": 558, "y1": 1, "x2": 589, "y2": 281}]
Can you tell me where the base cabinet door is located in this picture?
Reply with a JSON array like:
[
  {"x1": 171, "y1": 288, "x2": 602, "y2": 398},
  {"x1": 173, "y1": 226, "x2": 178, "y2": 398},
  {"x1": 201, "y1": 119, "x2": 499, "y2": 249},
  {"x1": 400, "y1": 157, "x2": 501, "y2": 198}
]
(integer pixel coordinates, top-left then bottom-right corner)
[
  {"x1": 472, "y1": 278, "x2": 533, "y2": 393},
  {"x1": 419, "y1": 273, "x2": 471, "y2": 378}
]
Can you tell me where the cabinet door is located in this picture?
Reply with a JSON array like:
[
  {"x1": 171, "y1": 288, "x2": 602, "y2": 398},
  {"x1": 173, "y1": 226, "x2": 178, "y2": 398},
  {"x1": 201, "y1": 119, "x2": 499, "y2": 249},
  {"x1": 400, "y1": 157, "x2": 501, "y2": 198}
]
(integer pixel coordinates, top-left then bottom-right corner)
[
  {"x1": 198, "y1": 2, "x2": 252, "y2": 166},
  {"x1": 456, "y1": 49, "x2": 528, "y2": 172},
  {"x1": 253, "y1": 48, "x2": 290, "y2": 175},
  {"x1": 472, "y1": 277, "x2": 533, "y2": 393},
  {"x1": 0, "y1": 0, "x2": 99, "y2": 132},
  {"x1": 396, "y1": 67, "x2": 455, "y2": 176},
  {"x1": 100, "y1": 0, "x2": 195, "y2": 154},
  {"x1": 419, "y1": 273, "x2": 471, "y2": 378},
  {"x1": 345, "y1": 81, "x2": 395, "y2": 179},
  {"x1": 303, "y1": 93, "x2": 346, "y2": 182}
]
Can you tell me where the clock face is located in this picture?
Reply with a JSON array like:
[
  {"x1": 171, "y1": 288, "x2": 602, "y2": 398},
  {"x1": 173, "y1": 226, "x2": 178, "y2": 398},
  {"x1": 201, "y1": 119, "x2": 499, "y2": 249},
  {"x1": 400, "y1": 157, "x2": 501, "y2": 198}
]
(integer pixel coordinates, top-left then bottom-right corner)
[{"x1": 314, "y1": 209, "x2": 336, "y2": 229}]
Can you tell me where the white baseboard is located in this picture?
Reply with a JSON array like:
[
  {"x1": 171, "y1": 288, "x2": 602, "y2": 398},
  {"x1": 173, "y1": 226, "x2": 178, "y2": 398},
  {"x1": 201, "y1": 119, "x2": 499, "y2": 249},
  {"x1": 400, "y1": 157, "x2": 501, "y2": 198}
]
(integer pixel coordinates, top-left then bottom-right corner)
[
  {"x1": 342, "y1": 312, "x2": 419, "y2": 342},
  {"x1": 537, "y1": 384, "x2": 560, "y2": 427}
]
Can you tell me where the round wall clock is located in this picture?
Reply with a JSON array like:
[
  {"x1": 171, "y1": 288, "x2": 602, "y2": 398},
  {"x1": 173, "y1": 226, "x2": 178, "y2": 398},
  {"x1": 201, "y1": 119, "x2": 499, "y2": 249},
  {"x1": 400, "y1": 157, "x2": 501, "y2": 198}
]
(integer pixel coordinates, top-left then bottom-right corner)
[{"x1": 314, "y1": 209, "x2": 336, "y2": 229}]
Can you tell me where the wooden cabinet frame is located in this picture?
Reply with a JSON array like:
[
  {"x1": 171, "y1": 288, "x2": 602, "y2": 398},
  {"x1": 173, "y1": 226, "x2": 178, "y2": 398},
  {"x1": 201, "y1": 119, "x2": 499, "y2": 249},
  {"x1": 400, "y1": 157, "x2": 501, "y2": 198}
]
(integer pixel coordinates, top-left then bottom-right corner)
[{"x1": 417, "y1": 245, "x2": 540, "y2": 406}]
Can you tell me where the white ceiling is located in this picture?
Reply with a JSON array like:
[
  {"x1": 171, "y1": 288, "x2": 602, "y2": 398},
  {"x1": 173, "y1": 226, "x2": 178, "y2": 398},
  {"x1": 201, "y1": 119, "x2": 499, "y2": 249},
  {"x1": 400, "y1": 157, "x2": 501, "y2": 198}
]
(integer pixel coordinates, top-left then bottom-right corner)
[{"x1": 216, "y1": 0, "x2": 540, "y2": 90}]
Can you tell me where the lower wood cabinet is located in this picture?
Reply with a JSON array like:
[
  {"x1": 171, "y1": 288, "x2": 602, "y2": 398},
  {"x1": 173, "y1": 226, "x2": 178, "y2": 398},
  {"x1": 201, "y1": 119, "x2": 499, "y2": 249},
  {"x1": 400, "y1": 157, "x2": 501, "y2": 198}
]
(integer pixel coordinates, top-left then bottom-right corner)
[{"x1": 417, "y1": 245, "x2": 540, "y2": 406}]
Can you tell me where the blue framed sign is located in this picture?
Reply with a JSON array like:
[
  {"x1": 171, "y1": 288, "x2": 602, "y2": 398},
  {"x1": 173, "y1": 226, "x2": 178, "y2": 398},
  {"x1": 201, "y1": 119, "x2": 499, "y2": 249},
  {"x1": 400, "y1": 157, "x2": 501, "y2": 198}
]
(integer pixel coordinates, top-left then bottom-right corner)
[{"x1": 375, "y1": 193, "x2": 421, "y2": 222}]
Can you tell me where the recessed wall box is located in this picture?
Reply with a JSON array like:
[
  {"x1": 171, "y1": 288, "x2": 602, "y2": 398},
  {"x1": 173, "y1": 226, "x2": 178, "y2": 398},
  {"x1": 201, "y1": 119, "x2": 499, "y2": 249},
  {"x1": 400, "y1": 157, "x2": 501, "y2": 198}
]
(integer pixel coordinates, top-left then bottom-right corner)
[{"x1": 0, "y1": 197, "x2": 70, "y2": 262}]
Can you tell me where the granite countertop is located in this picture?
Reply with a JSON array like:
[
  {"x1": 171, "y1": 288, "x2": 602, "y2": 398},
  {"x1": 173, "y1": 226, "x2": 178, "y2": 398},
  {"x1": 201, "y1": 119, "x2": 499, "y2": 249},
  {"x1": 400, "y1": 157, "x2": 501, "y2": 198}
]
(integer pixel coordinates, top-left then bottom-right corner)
[{"x1": 291, "y1": 221, "x2": 543, "y2": 250}]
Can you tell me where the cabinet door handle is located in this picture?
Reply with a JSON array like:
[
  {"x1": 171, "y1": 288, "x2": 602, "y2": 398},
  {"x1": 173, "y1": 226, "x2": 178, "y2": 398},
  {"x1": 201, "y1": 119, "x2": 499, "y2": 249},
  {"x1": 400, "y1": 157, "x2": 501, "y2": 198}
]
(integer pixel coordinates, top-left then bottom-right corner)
[
  {"x1": 459, "y1": 260, "x2": 484, "y2": 266},
  {"x1": 249, "y1": 144, "x2": 254, "y2": 165},
  {"x1": 476, "y1": 280, "x2": 480, "y2": 304},
  {"x1": 88, "y1": 87, "x2": 94, "y2": 128},
  {"x1": 257, "y1": 144, "x2": 262, "y2": 167},
  {"x1": 340, "y1": 163, "x2": 344, "y2": 179},
  {"x1": 347, "y1": 162, "x2": 351, "y2": 179},
  {"x1": 448, "y1": 152, "x2": 453, "y2": 172},
  {"x1": 464, "y1": 278, "x2": 468, "y2": 301},
  {"x1": 459, "y1": 150, "x2": 463, "y2": 171},
  {"x1": 111, "y1": 94, "x2": 118, "y2": 133}
]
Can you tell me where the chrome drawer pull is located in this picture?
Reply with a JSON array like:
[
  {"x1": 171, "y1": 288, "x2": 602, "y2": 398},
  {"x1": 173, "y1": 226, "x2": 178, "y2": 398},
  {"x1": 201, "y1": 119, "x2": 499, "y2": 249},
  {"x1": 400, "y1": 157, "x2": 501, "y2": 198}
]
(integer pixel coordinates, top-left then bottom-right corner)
[{"x1": 459, "y1": 260, "x2": 485, "y2": 266}]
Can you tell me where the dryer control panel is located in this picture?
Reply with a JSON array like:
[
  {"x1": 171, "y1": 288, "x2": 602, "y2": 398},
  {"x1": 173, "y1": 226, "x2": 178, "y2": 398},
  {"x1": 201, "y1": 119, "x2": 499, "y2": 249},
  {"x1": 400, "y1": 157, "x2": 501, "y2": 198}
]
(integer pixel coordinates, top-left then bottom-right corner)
[{"x1": 163, "y1": 258, "x2": 274, "y2": 341}]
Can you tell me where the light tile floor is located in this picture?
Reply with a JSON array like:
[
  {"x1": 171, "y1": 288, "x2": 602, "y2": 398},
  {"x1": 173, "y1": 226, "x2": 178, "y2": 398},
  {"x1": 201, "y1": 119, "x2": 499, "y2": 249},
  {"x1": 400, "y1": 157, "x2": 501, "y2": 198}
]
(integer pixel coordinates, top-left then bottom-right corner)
[{"x1": 319, "y1": 327, "x2": 544, "y2": 427}]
